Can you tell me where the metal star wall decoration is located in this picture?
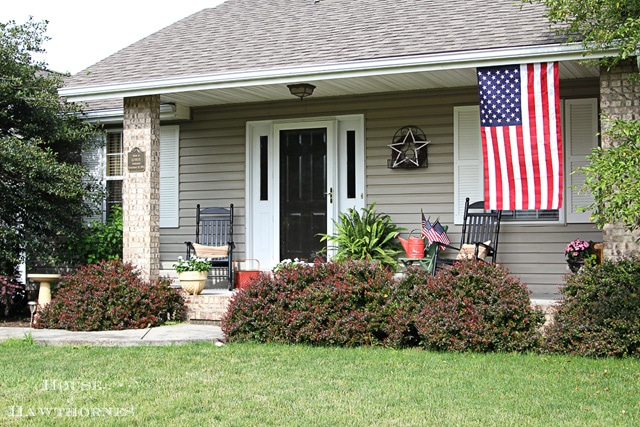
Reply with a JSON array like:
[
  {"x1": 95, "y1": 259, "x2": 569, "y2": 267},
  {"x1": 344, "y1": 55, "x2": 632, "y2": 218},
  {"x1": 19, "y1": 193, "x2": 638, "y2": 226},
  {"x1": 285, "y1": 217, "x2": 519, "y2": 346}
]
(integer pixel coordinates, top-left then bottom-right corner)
[{"x1": 388, "y1": 126, "x2": 430, "y2": 168}]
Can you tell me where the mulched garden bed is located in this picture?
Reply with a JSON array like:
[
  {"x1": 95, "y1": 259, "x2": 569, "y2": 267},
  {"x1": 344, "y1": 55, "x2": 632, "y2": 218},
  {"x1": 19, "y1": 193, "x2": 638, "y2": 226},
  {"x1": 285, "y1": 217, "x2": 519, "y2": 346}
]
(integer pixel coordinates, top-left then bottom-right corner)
[{"x1": 0, "y1": 310, "x2": 31, "y2": 328}]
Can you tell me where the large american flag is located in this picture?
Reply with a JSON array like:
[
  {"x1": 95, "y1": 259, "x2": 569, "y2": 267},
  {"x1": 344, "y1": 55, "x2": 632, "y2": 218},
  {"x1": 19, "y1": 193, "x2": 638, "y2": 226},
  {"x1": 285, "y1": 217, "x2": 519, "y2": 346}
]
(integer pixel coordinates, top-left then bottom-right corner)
[{"x1": 476, "y1": 62, "x2": 563, "y2": 210}]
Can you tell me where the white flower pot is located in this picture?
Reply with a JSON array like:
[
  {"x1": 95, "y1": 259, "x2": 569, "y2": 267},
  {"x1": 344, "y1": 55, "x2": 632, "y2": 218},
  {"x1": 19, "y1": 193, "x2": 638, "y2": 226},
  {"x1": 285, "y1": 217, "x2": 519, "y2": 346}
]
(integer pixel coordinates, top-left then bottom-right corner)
[{"x1": 178, "y1": 271, "x2": 207, "y2": 295}]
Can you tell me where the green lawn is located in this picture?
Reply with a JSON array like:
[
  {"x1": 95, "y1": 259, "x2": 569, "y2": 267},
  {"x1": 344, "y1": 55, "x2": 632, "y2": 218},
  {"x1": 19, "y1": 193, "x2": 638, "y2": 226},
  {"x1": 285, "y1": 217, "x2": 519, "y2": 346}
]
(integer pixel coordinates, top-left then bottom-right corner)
[{"x1": 0, "y1": 338, "x2": 638, "y2": 426}]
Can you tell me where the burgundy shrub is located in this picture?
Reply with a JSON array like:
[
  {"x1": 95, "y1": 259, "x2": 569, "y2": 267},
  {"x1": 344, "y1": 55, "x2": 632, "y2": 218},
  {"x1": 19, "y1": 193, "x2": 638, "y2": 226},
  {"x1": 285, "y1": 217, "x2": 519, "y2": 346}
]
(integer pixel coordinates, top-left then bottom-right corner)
[
  {"x1": 222, "y1": 260, "x2": 414, "y2": 347},
  {"x1": 412, "y1": 259, "x2": 544, "y2": 353},
  {"x1": 37, "y1": 260, "x2": 186, "y2": 331}
]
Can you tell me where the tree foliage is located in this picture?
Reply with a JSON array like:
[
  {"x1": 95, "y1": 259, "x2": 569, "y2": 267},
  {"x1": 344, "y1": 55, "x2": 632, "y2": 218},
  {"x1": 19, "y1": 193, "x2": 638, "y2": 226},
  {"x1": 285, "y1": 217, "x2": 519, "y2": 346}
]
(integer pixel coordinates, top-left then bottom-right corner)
[
  {"x1": 0, "y1": 19, "x2": 103, "y2": 277},
  {"x1": 529, "y1": 0, "x2": 640, "y2": 234},
  {"x1": 528, "y1": 0, "x2": 640, "y2": 69},
  {"x1": 578, "y1": 118, "x2": 640, "y2": 232},
  {"x1": 73, "y1": 205, "x2": 123, "y2": 265}
]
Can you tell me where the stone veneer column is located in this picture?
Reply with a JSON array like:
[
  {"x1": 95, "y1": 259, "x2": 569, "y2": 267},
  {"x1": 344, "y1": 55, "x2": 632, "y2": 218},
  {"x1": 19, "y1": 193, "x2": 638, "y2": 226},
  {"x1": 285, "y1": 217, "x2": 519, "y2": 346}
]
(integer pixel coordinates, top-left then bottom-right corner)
[
  {"x1": 599, "y1": 60, "x2": 640, "y2": 259},
  {"x1": 122, "y1": 95, "x2": 161, "y2": 282}
]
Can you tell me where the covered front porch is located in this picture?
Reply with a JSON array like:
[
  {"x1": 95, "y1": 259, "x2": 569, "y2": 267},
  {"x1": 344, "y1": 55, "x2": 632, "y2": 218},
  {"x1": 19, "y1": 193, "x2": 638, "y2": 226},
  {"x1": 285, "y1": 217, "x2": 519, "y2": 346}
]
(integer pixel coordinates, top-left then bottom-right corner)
[{"x1": 68, "y1": 52, "x2": 640, "y2": 301}]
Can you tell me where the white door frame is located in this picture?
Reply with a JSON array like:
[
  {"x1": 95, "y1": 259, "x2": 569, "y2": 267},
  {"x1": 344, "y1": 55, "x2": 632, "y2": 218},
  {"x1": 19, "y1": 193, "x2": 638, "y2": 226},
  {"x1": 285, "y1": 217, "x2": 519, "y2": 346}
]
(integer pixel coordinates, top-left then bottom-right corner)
[{"x1": 246, "y1": 115, "x2": 365, "y2": 269}]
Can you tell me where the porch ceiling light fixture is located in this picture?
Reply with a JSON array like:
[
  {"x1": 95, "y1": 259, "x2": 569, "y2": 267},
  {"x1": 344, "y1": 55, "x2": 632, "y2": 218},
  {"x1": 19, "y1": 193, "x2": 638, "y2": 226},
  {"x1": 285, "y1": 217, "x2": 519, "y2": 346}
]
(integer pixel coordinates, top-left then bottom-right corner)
[{"x1": 287, "y1": 83, "x2": 316, "y2": 100}]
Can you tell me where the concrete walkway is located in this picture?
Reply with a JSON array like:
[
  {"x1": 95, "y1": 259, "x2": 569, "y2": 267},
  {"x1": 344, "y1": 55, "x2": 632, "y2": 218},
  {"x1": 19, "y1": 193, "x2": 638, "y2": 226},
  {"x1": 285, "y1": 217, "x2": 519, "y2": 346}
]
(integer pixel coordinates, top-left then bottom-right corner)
[{"x1": 0, "y1": 323, "x2": 225, "y2": 346}]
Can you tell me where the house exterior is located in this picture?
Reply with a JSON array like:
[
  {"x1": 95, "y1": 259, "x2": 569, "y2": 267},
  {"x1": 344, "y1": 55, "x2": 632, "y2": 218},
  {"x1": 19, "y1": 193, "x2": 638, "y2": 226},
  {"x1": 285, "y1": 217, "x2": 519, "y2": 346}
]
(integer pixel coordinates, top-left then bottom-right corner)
[{"x1": 61, "y1": 0, "x2": 639, "y2": 299}]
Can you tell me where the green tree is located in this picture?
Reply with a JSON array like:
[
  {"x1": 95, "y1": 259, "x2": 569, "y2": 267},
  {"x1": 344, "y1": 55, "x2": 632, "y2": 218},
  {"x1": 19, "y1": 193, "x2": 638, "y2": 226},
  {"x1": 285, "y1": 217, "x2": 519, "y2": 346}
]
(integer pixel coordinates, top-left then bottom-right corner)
[
  {"x1": 578, "y1": 118, "x2": 640, "y2": 232},
  {"x1": 528, "y1": 0, "x2": 640, "y2": 233},
  {"x1": 527, "y1": 0, "x2": 640, "y2": 69},
  {"x1": 0, "y1": 18, "x2": 103, "y2": 277}
]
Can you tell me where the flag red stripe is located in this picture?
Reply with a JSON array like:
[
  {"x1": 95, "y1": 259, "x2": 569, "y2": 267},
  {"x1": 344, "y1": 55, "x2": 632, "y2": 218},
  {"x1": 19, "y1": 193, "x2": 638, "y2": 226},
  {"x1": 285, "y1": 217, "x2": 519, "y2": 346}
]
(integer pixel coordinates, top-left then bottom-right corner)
[
  {"x1": 482, "y1": 128, "x2": 491, "y2": 209},
  {"x1": 515, "y1": 124, "x2": 528, "y2": 208},
  {"x1": 493, "y1": 127, "x2": 504, "y2": 209},
  {"x1": 540, "y1": 63, "x2": 553, "y2": 209},
  {"x1": 552, "y1": 62, "x2": 563, "y2": 208},
  {"x1": 526, "y1": 64, "x2": 542, "y2": 209},
  {"x1": 503, "y1": 126, "x2": 516, "y2": 210}
]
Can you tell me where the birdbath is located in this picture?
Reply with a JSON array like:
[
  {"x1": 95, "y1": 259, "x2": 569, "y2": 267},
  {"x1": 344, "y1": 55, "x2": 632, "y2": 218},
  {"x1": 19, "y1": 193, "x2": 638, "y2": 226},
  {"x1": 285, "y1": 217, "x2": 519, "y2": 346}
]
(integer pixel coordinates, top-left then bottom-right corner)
[{"x1": 27, "y1": 274, "x2": 61, "y2": 307}]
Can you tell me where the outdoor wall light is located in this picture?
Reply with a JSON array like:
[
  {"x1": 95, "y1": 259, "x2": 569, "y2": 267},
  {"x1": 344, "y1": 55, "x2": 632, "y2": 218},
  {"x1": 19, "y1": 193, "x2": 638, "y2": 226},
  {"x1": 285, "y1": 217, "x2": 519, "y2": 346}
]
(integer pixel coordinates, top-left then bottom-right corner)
[
  {"x1": 287, "y1": 83, "x2": 316, "y2": 100},
  {"x1": 28, "y1": 301, "x2": 37, "y2": 327}
]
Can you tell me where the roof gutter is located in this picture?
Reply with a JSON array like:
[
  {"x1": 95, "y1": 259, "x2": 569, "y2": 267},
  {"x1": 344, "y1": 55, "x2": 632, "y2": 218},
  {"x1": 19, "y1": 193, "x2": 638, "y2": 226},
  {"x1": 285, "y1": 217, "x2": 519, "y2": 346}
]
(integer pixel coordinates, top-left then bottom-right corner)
[
  {"x1": 60, "y1": 43, "x2": 608, "y2": 102},
  {"x1": 81, "y1": 102, "x2": 191, "y2": 124}
]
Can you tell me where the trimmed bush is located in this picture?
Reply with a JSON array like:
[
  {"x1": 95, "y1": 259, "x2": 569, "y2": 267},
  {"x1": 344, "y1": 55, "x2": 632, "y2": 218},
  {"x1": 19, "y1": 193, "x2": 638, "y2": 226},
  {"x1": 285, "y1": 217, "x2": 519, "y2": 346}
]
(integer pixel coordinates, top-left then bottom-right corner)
[
  {"x1": 411, "y1": 260, "x2": 544, "y2": 353},
  {"x1": 223, "y1": 259, "x2": 543, "y2": 352},
  {"x1": 37, "y1": 260, "x2": 185, "y2": 331},
  {"x1": 64, "y1": 205, "x2": 123, "y2": 266},
  {"x1": 222, "y1": 260, "x2": 414, "y2": 347},
  {"x1": 544, "y1": 258, "x2": 640, "y2": 357}
]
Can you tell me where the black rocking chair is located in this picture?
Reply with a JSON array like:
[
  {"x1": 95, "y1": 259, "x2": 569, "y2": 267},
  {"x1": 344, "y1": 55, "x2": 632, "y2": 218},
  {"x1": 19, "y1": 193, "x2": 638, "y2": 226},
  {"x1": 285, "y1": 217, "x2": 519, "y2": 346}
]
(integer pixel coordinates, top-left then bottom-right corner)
[
  {"x1": 437, "y1": 198, "x2": 502, "y2": 267},
  {"x1": 185, "y1": 204, "x2": 235, "y2": 290}
]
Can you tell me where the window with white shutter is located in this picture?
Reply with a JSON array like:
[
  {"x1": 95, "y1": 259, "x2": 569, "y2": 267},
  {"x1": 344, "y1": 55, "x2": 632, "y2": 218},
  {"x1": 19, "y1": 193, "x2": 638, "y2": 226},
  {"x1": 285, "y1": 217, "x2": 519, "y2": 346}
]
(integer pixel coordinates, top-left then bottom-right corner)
[
  {"x1": 105, "y1": 132, "x2": 123, "y2": 218},
  {"x1": 81, "y1": 139, "x2": 106, "y2": 222},
  {"x1": 565, "y1": 99, "x2": 598, "y2": 223},
  {"x1": 453, "y1": 106, "x2": 484, "y2": 224},
  {"x1": 453, "y1": 99, "x2": 598, "y2": 224},
  {"x1": 92, "y1": 127, "x2": 179, "y2": 227}
]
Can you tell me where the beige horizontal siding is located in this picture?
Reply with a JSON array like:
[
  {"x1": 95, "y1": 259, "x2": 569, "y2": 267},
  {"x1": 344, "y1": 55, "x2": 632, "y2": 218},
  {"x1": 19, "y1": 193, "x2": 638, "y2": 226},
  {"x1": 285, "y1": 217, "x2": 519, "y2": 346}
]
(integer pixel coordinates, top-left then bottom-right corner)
[{"x1": 160, "y1": 79, "x2": 603, "y2": 293}]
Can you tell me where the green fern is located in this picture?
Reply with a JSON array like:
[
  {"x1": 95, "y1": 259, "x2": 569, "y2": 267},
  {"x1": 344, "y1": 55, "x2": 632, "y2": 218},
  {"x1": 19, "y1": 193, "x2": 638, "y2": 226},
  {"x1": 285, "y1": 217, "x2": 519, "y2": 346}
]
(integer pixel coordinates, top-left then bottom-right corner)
[{"x1": 319, "y1": 204, "x2": 404, "y2": 269}]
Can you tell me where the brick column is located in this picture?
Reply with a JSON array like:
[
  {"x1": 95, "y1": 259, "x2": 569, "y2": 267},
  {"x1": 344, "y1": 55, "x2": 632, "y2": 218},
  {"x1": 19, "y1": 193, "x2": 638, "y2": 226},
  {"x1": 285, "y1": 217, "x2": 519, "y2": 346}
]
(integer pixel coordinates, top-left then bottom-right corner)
[
  {"x1": 122, "y1": 95, "x2": 161, "y2": 281},
  {"x1": 599, "y1": 60, "x2": 640, "y2": 259}
]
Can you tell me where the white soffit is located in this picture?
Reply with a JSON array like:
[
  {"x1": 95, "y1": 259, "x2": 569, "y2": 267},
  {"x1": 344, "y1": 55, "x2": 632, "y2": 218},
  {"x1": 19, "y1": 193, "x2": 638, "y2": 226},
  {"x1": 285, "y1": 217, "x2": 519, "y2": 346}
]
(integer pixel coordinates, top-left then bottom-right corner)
[{"x1": 61, "y1": 43, "x2": 603, "y2": 106}]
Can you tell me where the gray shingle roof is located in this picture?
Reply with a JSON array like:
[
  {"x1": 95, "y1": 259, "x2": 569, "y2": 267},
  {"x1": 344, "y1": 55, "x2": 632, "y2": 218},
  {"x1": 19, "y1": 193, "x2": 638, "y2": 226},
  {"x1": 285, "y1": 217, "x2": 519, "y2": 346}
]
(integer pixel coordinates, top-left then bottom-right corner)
[{"x1": 66, "y1": 0, "x2": 561, "y2": 89}]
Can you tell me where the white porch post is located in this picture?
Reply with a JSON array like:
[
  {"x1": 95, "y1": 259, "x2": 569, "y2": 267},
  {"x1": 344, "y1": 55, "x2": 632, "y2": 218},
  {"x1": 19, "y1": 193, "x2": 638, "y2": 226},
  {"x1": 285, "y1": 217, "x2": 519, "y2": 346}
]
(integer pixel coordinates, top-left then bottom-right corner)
[{"x1": 122, "y1": 95, "x2": 161, "y2": 282}]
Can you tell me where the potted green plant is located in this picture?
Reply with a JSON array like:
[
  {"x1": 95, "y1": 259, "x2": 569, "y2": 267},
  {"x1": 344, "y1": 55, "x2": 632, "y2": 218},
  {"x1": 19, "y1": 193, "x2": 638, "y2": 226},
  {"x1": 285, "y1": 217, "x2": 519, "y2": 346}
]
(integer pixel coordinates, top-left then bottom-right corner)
[
  {"x1": 173, "y1": 257, "x2": 210, "y2": 295},
  {"x1": 564, "y1": 238, "x2": 597, "y2": 273},
  {"x1": 319, "y1": 203, "x2": 404, "y2": 269}
]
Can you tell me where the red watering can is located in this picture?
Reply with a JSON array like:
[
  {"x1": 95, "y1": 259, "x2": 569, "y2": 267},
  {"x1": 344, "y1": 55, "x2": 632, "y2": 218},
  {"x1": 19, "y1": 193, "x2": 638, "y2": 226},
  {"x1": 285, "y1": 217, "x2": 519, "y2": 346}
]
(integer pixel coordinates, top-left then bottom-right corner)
[{"x1": 398, "y1": 230, "x2": 425, "y2": 258}]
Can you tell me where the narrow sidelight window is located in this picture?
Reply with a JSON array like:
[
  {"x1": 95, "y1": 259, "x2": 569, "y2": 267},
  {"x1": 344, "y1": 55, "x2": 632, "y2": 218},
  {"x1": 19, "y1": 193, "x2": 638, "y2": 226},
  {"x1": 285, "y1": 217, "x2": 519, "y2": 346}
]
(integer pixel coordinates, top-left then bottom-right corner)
[
  {"x1": 260, "y1": 135, "x2": 269, "y2": 201},
  {"x1": 106, "y1": 132, "x2": 123, "y2": 215},
  {"x1": 347, "y1": 130, "x2": 356, "y2": 199}
]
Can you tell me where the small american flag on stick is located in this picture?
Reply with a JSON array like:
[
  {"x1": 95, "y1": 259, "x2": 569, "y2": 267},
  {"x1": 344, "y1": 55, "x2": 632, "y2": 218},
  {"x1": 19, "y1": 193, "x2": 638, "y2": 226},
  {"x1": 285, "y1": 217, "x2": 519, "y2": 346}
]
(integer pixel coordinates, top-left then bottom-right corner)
[
  {"x1": 432, "y1": 220, "x2": 450, "y2": 250},
  {"x1": 421, "y1": 211, "x2": 439, "y2": 244}
]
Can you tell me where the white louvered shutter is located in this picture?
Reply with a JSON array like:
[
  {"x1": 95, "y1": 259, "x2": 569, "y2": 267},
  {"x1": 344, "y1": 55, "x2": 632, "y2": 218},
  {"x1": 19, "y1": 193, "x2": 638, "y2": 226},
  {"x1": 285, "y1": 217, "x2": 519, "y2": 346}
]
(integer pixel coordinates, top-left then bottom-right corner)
[
  {"x1": 454, "y1": 106, "x2": 483, "y2": 224},
  {"x1": 160, "y1": 125, "x2": 179, "y2": 228},
  {"x1": 565, "y1": 99, "x2": 598, "y2": 223}
]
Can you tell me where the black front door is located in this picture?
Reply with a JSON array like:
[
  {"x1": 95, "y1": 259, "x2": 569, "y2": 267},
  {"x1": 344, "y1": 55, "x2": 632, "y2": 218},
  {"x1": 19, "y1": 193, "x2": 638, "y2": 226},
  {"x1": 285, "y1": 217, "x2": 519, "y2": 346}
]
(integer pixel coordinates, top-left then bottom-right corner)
[{"x1": 279, "y1": 128, "x2": 327, "y2": 261}]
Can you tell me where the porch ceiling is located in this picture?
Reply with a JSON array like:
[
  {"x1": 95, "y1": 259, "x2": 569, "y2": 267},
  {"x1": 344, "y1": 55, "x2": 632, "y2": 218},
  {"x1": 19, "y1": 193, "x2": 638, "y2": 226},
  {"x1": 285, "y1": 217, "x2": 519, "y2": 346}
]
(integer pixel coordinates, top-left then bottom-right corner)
[{"x1": 158, "y1": 61, "x2": 599, "y2": 107}]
